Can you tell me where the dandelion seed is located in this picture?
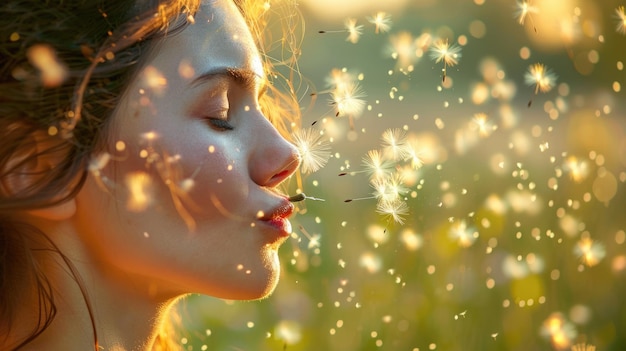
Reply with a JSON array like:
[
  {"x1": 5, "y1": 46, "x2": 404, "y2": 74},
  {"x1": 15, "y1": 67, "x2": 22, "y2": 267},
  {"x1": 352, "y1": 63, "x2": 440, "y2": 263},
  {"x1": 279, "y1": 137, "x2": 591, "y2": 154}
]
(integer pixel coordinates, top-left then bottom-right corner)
[
  {"x1": 307, "y1": 234, "x2": 321, "y2": 249},
  {"x1": 471, "y1": 113, "x2": 496, "y2": 137},
  {"x1": 378, "y1": 173, "x2": 409, "y2": 202},
  {"x1": 381, "y1": 128, "x2": 409, "y2": 160},
  {"x1": 345, "y1": 18, "x2": 364, "y2": 43},
  {"x1": 429, "y1": 39, "x2": 461, "y2": 82},
  {"x1": 515, "y1": 0, "x2": 538, "y2": 32},
  {"x1": 318, "y1": 18, "x2": 364, "y2": 44},
  {"x1": 344, "y1": 172, "x2": 407, "y2": 205},
  {"x1": 540, "y1": 313, "x2": 577, "y2": 349},
  {"x1": 615, "y1": 6, "x2": 626, "y2": 35},
  {"x1": 360, "y1": 252, "x2": 383, "y2": 273},
  {"x1": 563, "y1": 156, "x2": 589, "y2": 182},
  {"x1": 369, "y1": 176, "x2": 401, "y2": 204},
  {"x1": 362, "y1": 150, "x2": 394, "y2": 180},
  {"x1": 291, "y1": 127, "x2": 331, "y2": 174},
  {"x1": 525, "y1": 63, "x2": 556, "y2": 94},
  {"x1": 402, "y1": 141, "x2": 424, "y2": 170},
  {"x1": 448, "y1": 220, "x2": 477, "y2": 247},
  {"x1": 367, "y1": 12, "x2": 392, "y2": 34},
  {"x1": 376, "y1": 198, "x2": 409, "y2": 225},
  {"x1": 330, "y1": 82, "x2": 367, "y2": 117},
  {"x1": 298, "y1": 225, "x2": 322, "y2": 249},
  {"x1": 574, "y1": 237, "x2": 606, "y2": 267}
]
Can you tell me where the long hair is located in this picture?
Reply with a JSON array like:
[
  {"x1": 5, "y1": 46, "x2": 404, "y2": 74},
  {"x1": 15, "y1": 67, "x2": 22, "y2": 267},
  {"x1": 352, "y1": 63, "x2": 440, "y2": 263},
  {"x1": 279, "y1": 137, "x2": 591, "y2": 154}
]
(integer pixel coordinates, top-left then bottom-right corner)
[{"x1": 0, "y1": 0, "x2": 302, "y2": 349}]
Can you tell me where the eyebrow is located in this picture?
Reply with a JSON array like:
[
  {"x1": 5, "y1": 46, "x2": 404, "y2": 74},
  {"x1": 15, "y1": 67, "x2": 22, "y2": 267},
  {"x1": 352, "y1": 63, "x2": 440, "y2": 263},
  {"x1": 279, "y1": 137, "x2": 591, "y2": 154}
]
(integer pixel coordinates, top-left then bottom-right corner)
[{"x1": 190, "y1": 67, "x2": 266, "y2": 95}]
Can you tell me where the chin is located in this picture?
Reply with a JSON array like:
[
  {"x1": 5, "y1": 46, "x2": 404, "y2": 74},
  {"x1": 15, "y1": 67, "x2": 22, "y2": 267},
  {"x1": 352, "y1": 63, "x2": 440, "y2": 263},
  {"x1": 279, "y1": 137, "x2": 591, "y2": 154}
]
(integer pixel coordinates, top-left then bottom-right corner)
[
  {"x1": 207, "y1": 257, "x2": 281, "y2": 301},
  {"x1": 238, "y1": 264, "x2": 281, "y2": 300}
]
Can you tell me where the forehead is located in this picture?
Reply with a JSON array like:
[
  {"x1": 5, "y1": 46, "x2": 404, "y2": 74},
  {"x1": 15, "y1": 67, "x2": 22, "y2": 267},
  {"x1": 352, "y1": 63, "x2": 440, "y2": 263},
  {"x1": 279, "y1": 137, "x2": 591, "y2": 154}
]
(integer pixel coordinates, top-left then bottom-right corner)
[{"x1": 145, "y1": 0, "x2": 263, "y2": 84}]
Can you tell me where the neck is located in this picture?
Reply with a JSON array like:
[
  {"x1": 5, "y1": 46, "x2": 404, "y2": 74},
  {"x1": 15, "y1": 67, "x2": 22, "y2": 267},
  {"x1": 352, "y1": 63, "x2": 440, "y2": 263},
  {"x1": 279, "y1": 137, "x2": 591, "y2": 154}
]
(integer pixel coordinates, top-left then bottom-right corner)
[{"x1": 13, "y1": 220, "x2": 181, "y2": 351}]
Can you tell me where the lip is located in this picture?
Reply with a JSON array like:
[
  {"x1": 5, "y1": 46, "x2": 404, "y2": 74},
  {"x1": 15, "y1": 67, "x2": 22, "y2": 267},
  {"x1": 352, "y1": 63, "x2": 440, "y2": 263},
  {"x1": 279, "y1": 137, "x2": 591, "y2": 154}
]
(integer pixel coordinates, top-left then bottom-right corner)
[{"x1": 258, "y1": 201, "x2": 294, "y2": 238}]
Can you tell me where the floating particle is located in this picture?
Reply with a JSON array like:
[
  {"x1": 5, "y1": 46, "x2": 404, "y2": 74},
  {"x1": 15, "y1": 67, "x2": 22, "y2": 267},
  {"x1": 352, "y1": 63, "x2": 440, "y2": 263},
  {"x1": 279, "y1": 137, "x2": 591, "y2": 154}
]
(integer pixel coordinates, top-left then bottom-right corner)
[
  {"x1": 448, "y1": 220, "x2": 478, "y2": 247},
  {"x1": 453, "y1": 310, "x2": 467, "y2": 320},
  {"x1": 26, "y1": 44, "x2": 68, "y2": 87},
  {"x1": 274, "y1": 320, "x2": 302, "y2": 345},
  {"x1": 142, "y1": 65, "x2": 168, "y2": 94},
  {"x1": 125, "y1": 171, "x2": 153, "y2": 212}
]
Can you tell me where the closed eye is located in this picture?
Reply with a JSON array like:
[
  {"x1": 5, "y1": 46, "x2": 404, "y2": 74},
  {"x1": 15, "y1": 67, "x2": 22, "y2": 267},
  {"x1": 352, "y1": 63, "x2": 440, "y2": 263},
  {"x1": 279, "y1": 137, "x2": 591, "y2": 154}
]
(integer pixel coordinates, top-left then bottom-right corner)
[{"x1": 206, "y1": 117, "x2": 234, "y2": 131}]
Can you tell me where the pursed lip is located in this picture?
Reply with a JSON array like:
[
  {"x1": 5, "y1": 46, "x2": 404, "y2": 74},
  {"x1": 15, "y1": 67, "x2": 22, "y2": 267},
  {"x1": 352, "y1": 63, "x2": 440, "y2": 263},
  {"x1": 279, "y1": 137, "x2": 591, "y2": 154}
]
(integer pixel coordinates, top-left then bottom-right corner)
[{"x1": 258, "y1": 201, "x2": 294, "y2": 237}]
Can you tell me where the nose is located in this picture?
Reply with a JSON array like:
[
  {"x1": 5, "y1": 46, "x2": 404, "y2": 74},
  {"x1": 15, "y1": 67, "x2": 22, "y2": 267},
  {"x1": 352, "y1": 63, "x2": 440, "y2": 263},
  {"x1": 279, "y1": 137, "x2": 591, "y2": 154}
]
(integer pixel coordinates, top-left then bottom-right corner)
[{"x1": 249, "y1": 118, "x2": 301, "y2": 188}]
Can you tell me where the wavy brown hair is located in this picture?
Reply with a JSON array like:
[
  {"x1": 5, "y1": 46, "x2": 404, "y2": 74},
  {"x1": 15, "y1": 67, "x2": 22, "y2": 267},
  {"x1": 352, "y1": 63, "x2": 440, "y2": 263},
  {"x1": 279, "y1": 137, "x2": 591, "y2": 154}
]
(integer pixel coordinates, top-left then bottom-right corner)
[{"x1": 0, "y1": 0, "x2": 302, "y2": 349}]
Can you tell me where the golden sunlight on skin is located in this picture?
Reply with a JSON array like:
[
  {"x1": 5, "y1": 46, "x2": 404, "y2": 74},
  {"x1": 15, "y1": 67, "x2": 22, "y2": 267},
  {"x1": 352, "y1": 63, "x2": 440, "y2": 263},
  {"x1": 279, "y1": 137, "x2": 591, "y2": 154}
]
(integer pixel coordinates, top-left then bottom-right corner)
[{"x1": 73, "y1": 0, "x2": 299, "y2": 312}]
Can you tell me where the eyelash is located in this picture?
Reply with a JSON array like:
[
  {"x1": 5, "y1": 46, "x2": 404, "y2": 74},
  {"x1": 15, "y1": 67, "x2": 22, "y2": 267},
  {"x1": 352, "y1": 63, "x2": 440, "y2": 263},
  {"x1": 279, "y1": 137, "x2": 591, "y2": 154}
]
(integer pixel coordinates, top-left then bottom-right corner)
[
  {"x1": 206, "y1": 117, "x2": 234, "y2": 131},
  {"x1": 204, "y1": 107, "x2": 233, "y2": 131}
]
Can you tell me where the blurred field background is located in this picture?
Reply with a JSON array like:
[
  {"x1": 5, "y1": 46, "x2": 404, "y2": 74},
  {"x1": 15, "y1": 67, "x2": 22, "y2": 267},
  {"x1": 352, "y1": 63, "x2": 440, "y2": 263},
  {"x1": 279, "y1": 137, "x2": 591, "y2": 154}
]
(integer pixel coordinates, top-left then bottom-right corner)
[{"x1": 178, "y1": 0, "x2": 626, "y2": 350}]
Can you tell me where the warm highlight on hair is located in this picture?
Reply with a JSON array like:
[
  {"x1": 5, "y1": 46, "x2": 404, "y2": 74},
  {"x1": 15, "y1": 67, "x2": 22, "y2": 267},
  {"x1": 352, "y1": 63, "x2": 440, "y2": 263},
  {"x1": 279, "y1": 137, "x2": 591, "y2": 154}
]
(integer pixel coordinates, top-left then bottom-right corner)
[{"x1": 0, "y1": 0, "x2": 302, "y2": 349}]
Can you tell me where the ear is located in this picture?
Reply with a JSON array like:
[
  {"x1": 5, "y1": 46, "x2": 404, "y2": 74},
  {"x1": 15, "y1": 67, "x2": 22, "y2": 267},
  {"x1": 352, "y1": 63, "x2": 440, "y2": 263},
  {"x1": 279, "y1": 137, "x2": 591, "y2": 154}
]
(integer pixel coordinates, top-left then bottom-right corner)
[{"x1": 1, "y1": 127, "x2": 77, "y2": 221}]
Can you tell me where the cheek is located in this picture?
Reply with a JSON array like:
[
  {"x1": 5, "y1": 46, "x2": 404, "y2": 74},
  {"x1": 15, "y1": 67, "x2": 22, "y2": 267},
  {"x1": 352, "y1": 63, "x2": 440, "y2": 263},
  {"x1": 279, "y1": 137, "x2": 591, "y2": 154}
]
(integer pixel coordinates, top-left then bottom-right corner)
[{"x1": 189, "y1": 148, "x2": 250, "y2": 207}]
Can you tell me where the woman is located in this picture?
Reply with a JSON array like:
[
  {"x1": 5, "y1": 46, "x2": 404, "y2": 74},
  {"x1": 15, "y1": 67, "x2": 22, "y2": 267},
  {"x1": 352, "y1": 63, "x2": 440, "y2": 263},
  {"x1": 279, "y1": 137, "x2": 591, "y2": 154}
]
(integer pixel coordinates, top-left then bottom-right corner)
[{"x1": 0, "y1": 0, "x2": 302, "y2": 349}]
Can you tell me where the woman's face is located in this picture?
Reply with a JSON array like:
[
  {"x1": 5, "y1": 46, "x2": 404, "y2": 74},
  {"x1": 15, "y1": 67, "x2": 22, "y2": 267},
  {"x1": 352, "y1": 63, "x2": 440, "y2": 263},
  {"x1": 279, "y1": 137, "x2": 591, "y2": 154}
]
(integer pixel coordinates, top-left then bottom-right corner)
[{"x1": 73, "y1": 0, "x2": 300, "y2": 300}]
